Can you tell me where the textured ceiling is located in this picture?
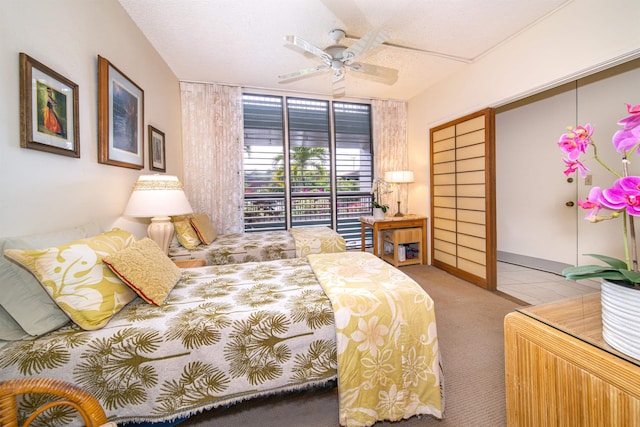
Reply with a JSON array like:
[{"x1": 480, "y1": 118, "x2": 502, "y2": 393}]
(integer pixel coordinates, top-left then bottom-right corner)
[{"x1": 119, "y1": 0, "x2": 571, "y2": 100}]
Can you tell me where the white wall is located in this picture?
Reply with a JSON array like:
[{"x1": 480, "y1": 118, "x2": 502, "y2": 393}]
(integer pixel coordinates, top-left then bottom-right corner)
[
  {"x1": 0, "y1": 0, "x2": 182, "y2": 238},
  {"x1": 407, "y1": 0, "x2": 640, "y2": 219}
]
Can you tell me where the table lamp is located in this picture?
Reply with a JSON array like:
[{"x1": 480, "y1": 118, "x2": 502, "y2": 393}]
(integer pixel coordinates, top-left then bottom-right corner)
[
  {"x1": 384, "y1": 170, "x2": 414, "y2": 217},
  {"x1": 123, "y1": 174, "x2": 193, "y2": 254}
]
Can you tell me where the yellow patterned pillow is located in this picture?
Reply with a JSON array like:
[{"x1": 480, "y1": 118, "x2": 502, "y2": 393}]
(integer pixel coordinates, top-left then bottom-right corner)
[
  {"x1": 103, "y1": 238, "x2": 182, "y2": 305},
  {"x1": 190, "y1": 213, "x2": 217, "y2": 245},
  {"x1": 3, "y1": 229, "x2": 137, "y2": 330},
  {"x1": 173, "y1": 219, "x2": 201, "y2": 249}
]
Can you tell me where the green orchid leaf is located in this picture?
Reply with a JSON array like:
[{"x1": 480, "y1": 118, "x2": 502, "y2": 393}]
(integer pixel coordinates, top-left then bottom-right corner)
[
  {"x1": 582, "y1": 254, "x2": 628, "y2": 269},
  {"x1": 618, "y1": 269, "x2": 640, "y2": 284},
  {"x1": 563, "y1": 269, "x2": 626, "y2": 282},
  {"x1": 562, "y1": 264, "x2": 610, "y2": 276}
]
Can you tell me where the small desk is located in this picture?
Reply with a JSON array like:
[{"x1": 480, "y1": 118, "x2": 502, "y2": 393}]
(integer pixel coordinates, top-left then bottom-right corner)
[{"x1": 360, "y1": 215, "x2": 427, "y2": 265}]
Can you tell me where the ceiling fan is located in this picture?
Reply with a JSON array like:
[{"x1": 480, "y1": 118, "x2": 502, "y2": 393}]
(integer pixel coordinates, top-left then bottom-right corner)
[{"x1": 278, "y1": 28, "x2": 399, "y2": 97}]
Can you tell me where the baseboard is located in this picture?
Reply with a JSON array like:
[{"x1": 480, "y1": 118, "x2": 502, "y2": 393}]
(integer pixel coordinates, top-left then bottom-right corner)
[{"x1": 497, "y1": 251, "x2": 571, "y2": 275}]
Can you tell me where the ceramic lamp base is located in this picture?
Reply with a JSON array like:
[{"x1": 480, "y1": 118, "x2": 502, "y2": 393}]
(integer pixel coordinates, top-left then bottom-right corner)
[{"x1": 147, "y1": 216, "x2": 174, "y2": 254}]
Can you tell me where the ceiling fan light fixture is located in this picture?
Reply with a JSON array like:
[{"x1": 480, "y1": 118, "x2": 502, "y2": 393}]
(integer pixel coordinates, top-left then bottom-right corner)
[
  {"x1": 279, "y1": 27, "x2": 398, "y2": 97},
  {"x1": 328, "y1": 29, "x2": 346, "y2": 43}
]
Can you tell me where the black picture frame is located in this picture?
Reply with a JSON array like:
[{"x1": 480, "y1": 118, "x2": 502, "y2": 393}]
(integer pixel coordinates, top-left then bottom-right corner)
[{"x1": 149, "y1": 125, "x2": 166, "y2": 172}]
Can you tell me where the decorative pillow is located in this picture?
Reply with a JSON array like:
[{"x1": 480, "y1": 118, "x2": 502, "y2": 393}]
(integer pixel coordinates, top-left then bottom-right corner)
[
  {"x1": 4, "y1": 228, "x2": 137, "y2": 330},
  {"x1": 190, "y1": 213, "x2": 217, "y2": 245},
  {"x1": 0, "y1": 305, "x2": 30, "y2": 341},
  {"x1": 173, "y1": 220, "x2": 201, "y2": 249},
  {"x1": 0, "y1": 222, "x2": 101, "y2": 339},
  {"x1": 103, "y1": 238, "x2": 182, "y2": 305}
]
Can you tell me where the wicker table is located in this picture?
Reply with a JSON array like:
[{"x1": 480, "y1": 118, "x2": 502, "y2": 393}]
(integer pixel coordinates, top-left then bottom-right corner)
[{"x1": 504, "y1": 293, "x2": 640, "y2": 426}]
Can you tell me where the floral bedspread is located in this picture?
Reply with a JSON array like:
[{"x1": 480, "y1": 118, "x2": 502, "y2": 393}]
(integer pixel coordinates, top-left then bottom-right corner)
[
  {"x1": 0, "y1": 258, "x2": 338, "y2": 425},
  {"x1": 307, "y1": 252, "x2": 444, "y2": 426},
  {"x1": 169, "y1": 226, "x2": 345, "y2": 265}
]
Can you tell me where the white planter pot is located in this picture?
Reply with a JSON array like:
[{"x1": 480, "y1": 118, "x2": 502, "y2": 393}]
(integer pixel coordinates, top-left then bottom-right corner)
[
  {"x1": 601, "y1": 279, "x2": 640, "y2": 360},
  {"x1": 373, "y1": 208, "x2": 385, "y2": 220}
]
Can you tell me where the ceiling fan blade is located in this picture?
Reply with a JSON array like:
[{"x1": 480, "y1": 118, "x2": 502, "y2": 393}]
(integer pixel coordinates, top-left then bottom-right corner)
[
  {"x1": 278, "y1": 65, "x2": 329, "y2": 83},
  {"x1": 346, "y1": 62, "x2": 398, "y2": 85},
  {"x1": 284, "y1": 35, "x2": 329, "y2": 60},
  {"x1": 332, "y1": 70, "x2": 346, "y2": 98},
  {"x1": 343, "y1": 28, "x2": 388, "y2": 62}
]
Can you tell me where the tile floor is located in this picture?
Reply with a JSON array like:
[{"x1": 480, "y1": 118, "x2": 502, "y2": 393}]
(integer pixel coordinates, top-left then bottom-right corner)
[{"x1": 497, "y1": 261, "x2": 601, "y2": 305}]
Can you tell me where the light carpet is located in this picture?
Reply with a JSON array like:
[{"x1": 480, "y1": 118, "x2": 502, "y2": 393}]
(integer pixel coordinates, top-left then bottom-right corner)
[{"x1": 179, "y1": 264, "x2": 524, "y2": 427}]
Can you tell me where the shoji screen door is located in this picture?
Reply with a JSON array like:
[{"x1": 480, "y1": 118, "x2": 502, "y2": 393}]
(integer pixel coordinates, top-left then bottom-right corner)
[{"x1": 430, "y1": 108, "x2": 496, "y2": 290}]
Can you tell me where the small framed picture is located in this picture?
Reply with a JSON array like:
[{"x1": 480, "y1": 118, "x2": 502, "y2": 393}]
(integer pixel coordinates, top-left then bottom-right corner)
[
  {"x1": 97, "y1": 55, "x2": 144, "y2": 169},
  {"x1": 149, "y1": 125, "x2": 166, "y2": 172},
  {"x1": 19, "y1": 53, "x2": 80, "y2": 158}
]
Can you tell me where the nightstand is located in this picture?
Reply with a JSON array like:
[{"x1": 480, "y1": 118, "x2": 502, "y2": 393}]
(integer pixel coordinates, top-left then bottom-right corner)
[
  {"x1": 382, "y1": 227, "x2": 422, "y2": 267},
  {"x1": 172, "y1": 258, "x2": 206, "y2": 268}
]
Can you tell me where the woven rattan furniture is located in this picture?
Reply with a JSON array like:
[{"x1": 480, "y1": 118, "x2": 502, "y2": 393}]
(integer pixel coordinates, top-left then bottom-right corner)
[
  {"x1": 0, "y1": 377, "x2": 111, "y2": 427},
  {"x1": 504, "y1": 293, "x2": 640, "y2": 426}
]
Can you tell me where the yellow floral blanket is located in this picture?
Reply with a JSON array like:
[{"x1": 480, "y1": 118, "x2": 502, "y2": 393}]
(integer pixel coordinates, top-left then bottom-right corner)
[{"x1": 307, "y1": 252, "x2": 444, "y2": 427}]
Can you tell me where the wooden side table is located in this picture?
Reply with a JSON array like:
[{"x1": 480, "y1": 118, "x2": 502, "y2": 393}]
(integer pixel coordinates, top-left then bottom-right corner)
[
  {"x1": 382, "y1": 227, "x2": 422, "y2": 267},
  {"x1": 173, "y1": 258, "x2": 206, "y2": 268},
  {"x1": 359, "y1": 215, "x2": 427, "y2": 265}
]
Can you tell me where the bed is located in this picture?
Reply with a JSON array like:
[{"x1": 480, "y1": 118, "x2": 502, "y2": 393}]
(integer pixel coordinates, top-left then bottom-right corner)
[
  {"x1": 0, "y1": 227, "x2": 442, "y2": 426},
  {"x1": 168, "y1": 225, "x2": 347, "y2": 265}
]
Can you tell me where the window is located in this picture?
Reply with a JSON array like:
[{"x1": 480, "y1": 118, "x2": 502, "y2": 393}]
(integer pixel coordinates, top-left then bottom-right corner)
[{"x1": 242, "y1": 94, "x2": 373, "y2": 247}]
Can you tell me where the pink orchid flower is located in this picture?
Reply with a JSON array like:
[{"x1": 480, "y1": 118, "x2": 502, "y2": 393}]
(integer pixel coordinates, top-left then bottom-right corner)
[
  {"x1": 618, "y1": 103, "x2": 640, "y2": 130},
  {"x1": 613, "y1": 104, "x2": 640, "y2": 152},
  {"x1": 599, "y1": 176, "x2": 640, "y2": 217},
  {"x1": 578, "y1": 187, "x2": 603, "y2": 220},
  {"x1": 557, "y1": 125, "x2": 591, "y2": 160},
  {"x1": 562, "y1": 157, "x2": 589, "y2": 178}
]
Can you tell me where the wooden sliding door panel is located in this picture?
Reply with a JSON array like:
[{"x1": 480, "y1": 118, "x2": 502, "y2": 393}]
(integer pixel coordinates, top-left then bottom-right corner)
[
  {"x1": 458, "y1": 222, "x2": 486, "y2": 238},
  {"x1": 457, "y1": 157, "x2": 485, "y2": 172},
  {"x1": 433, "y1": 173, "x2": 456, "y2": 186},
  {"x1": 458, "y1": 234, "x2": 486, "y2": 252},
  {"x1": 458, "y1": 246, "x2": 486, "y2": 264},
  {"x1": 430, "y1": 108, "x2": 496, "y2": 289},
  {"x1": 434, "y1": 228, "x2": 456, "y2": 242},
  {"x1": 457, "y1": 209, "x2": 485, "y2": 225},
  {"x1": 459, "y1": 258, "x2": 487, "y2": 278},
  {"x1": 456, "y1": 170, "x2": 485, "y2": 185},
  {"x1": 434, "y1": 207, "x2": 456, "y2": 220},
  {"x1": 433, "y1": 162, "x2": 455, "y2": 174},
  {"x1": 457, "y1": 145, "x2": 484, "y2": 161},
  {"x1": 457, "y1": 197, "x2": 485, "y2": 210},
  {"x1": 433, "y1": 127, "x2": 455, "y2": 141},
  {"x1": 433, "y1": 196, "x2": 455, "y2": 208},
  {"x1": 434, "y1": 238, "x2": 456, "y2": 253},
  {"x1": 457, "y1": 184, "x2": 485, "y2": 197}
]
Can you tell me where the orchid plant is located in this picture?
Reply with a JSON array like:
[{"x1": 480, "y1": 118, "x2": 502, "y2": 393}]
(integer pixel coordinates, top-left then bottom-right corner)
[
  {"x1": 558, "y1": 103, "x2": 640, "y2": 287},
  {"x1": 371, "y1": 177, "x2": 392, "y2": 213}
]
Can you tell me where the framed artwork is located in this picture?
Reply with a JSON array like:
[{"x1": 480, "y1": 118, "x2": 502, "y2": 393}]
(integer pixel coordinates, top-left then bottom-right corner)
[
  {"x1": 149, "y1": 125, "x2": 166, "y2": 172},
  {"x1": 97, "y1": 55, "x2": 144, "y2": 169},
  {"x1": 19, "y1": 53, "x2": 80, "y2": 158}
]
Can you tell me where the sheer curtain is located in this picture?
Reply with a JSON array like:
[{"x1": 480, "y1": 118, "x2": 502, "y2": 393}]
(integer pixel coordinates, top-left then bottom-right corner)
[
  {"x1": 180, "y1": 82, "x2": 244, "y2": 233},
  {"x1": 371, "y1": 99, "x2": 409, "y2": 213}
]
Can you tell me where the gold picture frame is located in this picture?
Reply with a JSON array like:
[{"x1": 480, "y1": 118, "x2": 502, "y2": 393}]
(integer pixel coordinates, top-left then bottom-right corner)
[
  {"x1": 97, "y1": 55, "x2": 144, "y2": 169},
  {"x1": 19, "y1": 53, "x2": 80, "y2": 158},
  {"x1": 149, "y1": 125, "x2": 166, "y2": 172}
]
